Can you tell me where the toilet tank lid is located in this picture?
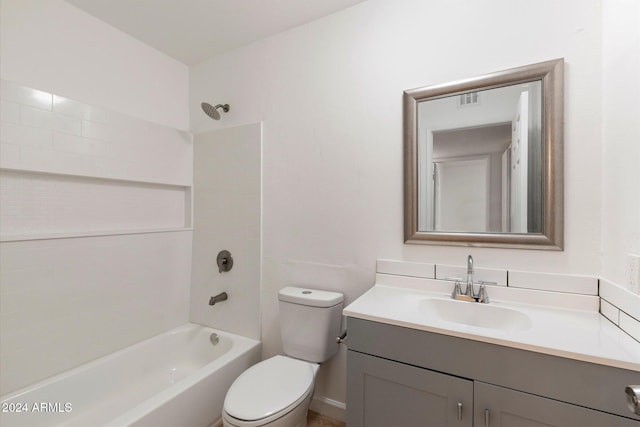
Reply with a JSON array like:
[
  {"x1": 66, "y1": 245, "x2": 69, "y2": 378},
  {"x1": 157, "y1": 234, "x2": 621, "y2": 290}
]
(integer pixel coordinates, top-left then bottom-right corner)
[{"x1": 278, "y1": 287, "x2": 344, "y2": 307}]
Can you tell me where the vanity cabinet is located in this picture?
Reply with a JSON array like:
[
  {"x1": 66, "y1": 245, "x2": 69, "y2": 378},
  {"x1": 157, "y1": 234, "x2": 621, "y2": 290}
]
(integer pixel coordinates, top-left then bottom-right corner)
[
  {"x1": 346, "y1": 318, "x2": 640, "y2": 427},
  {"x1": 348, "y1": 350, "x2": 473, "y2": 426},
  {"x1": 473, "y1": 382, "x2": 637, "y2": 427}
]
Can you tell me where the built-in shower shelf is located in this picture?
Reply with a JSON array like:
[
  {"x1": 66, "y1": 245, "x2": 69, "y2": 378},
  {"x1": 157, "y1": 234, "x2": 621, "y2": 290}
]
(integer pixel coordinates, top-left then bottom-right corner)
[{"x1": 0, "y1": 168, "x2": 192, "y2": 241}]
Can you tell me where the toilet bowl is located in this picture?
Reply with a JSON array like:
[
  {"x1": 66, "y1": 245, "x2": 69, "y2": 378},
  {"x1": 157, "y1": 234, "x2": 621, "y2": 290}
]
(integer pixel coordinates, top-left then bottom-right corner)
[
  {"x1": 222, "y1": 287, "x2": 344, "y2": 427},
  {"x1": 222, "y1": 356, "x2": 319, "y2": 427}
]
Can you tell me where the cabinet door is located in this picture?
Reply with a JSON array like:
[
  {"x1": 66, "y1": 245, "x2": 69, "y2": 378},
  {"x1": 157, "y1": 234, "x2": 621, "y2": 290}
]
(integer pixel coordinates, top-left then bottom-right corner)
[
  {"x1": 474, "y1": 382, "x2": 640, "y2": 427},
  {"x1": 347, "y1": 350, "x2": 473, "y2": 427}
]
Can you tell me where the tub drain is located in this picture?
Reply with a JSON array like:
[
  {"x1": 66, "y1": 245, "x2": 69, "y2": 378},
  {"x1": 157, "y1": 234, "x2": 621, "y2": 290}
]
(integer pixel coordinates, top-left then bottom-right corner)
[{"x1": 210, "y1": 333, "x2": 219, "y2": 346}]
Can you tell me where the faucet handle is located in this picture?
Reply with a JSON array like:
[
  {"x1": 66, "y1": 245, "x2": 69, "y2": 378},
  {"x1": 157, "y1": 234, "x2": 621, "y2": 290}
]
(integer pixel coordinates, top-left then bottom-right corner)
[
  {"x1": 450, "y1": 280, "x2": 463, "y2": 299},
  {"x1": 475, "y1": 281, "x2": 494, "y2": 303},
  {"x1": 477, "y1": 284, "x2": 490, "y2": 304},
  {"x1": 450, "y1": 279, "x2": 475, "y2": 302}
]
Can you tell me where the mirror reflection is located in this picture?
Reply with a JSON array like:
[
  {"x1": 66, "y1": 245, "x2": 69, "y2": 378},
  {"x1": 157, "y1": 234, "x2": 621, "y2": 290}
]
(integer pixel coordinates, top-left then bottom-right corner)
[
  {"x1": 403, "y1": 59, "x2": 563, "y2": 249},
  {"x1": 417, "y1": 81, "x2": 542, "y2": 233}
]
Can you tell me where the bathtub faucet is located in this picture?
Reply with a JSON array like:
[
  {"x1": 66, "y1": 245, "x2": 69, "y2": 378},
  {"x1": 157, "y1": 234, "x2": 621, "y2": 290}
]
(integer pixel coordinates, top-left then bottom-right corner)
[{"x1": 209, "y1": 292, "x2": 228, "y2": 306}]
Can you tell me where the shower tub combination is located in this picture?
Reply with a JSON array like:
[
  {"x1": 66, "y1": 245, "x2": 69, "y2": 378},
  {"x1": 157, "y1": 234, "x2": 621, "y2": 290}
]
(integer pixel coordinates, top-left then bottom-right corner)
[{"x1": 0, "y1": 324, "x2": 261, "y2": 427}]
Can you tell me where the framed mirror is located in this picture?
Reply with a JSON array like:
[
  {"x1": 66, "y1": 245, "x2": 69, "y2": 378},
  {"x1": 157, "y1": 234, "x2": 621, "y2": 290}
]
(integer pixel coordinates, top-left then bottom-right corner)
[{"x1": 404, "y1": 59, "x2": 563, "y2": 249}]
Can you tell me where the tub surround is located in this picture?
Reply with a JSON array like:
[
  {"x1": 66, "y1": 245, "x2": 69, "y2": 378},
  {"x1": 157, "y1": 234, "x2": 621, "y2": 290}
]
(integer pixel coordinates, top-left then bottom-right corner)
[
  {"x1": 190, "y1": 124, "x2": 262, "y2": 341},
  {"x1": 1, "y1": 1, "x2": 190, "y2": 396},
  {"x1": 0, "y1": 80, "x2": 193, "y2": 396},
  {"x1": 0, "y1": 79, "x2": 192, "y2": 188}
]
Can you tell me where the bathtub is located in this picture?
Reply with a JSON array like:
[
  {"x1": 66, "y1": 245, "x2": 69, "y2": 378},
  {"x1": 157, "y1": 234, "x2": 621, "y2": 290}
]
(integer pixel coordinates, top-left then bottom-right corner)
[{"x1": 0, "y1": 324, "x2": 261, "y2": 427}]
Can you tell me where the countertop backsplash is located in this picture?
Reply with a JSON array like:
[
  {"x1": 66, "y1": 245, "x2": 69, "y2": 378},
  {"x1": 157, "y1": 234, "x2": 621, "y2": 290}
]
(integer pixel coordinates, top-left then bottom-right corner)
[{"x1": 376, "y1": 259, "x2": 640, "y2": 344}]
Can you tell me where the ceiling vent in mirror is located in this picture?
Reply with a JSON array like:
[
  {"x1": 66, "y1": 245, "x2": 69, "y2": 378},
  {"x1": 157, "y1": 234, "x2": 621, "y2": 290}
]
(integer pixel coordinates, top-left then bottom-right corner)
[{"x1": 458, "y1": 91, "x2": 480, "y2": 107}]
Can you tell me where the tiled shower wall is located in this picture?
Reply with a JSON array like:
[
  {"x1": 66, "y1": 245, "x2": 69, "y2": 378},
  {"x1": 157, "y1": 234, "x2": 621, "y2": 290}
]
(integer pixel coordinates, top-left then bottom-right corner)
[
  {"x1": 0, "y1": 80, "x2": 191, "y2": 184},
  {"x1": 0, "y1": 170, "x2": 188, "y2": 237},
  {"x1": 0, "y1": 80, "x2": 193, "y2": 395},
  {"x1": 190, "y1": 124, "x2": 262, "y2": 341}
]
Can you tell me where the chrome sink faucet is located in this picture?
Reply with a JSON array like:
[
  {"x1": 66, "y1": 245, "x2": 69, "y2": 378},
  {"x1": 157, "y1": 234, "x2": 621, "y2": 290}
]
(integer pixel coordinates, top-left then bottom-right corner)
[
  {"x1": 466, "y1": 254, "x2": 474, "y2": 297},
  {"x1": 451, "y1": 255, "x2": 491, "y2": 303}
]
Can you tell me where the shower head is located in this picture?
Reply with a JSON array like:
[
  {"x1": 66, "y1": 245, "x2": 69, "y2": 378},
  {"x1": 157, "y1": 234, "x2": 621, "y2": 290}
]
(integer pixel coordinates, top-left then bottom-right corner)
[{"x1": 201, "y1": 102, "x2": 230, "y2": 120}]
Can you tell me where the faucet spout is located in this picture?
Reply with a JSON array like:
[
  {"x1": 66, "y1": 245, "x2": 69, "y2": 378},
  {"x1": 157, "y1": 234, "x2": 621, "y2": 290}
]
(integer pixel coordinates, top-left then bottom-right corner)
[
  {"x1": 465, "y1": 255, "x2": 474, "y2": 296},
  {"x1": 451, "y1": 255, "x2": 493, "y2": 303},
  {"x1": 209, "y1": 292, "x2": 228, "y2": 306}
]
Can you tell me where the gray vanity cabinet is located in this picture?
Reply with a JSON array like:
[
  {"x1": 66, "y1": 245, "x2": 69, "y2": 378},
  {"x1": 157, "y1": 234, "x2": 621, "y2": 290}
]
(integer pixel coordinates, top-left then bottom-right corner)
[
  {"x1": 346, "y1": 318, "x2": 640, "y2": 427},
  {"x1": 473, "y1": 382, "x2": 638, "y2": 427},
  {"x1": 348, "y1": 350, "x2": 473, "y2": 426}
]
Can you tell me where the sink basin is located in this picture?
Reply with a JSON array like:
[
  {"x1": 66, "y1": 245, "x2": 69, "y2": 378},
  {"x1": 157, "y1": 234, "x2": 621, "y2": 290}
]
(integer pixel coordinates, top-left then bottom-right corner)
[{"x1": 418, "y1": 298, "x2": 532, "y2": 331}]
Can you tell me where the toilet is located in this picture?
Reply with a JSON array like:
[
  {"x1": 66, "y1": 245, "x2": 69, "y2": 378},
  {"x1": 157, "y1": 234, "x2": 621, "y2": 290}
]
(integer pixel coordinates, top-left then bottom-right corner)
[{"x1": 222, "y1": 287, "x2": 344, "y2": 427}]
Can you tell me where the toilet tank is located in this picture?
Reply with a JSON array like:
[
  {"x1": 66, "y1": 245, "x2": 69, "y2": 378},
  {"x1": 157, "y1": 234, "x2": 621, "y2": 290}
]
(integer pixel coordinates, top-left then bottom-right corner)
[{"x1": 278, "y1": 287, "x2": 344, "y2": 363}]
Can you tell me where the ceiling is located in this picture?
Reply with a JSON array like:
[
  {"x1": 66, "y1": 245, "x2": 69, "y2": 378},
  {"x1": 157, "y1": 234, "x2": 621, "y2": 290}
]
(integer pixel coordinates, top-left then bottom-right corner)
[{"x1": 65, "y1": 0, "x2": 366, "y2": 65}]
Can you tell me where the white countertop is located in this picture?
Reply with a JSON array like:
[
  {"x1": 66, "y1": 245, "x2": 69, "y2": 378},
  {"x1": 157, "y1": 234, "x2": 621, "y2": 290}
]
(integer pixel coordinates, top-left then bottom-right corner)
[{"x1": 344, "y1": 282, "x2": 640, "y2": 371}]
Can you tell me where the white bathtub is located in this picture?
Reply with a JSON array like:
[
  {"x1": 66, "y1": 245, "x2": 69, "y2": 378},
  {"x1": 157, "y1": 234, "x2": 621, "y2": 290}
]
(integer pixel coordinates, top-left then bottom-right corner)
[{"x1": 0, "y1": 324, "x2": 261, "y2": 427}]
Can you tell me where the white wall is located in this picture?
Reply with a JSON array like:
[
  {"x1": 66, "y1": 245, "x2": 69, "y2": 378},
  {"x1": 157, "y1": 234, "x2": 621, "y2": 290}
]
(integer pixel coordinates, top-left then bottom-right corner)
[
  {"x1": 601, "y1": 0, "x2": 640, "y2": 291},
  {"x1": 0, "y1": 0, "x2": 189, "y2": 130},
  {"x1": 191, "y1": 124, "x2": 262, "y2": 341},
  {"x1": 190, "y1": 0, "x2": 608, "y2": 411},
  {"x1": 0, "y1": 0, "x2": 191, "y2": 395}
]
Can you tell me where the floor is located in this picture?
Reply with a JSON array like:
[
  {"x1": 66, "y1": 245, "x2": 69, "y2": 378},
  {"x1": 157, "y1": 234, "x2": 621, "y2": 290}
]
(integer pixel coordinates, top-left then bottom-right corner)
[{"x1": 307, "y1": 411, "x2": 346, "y2": 427}]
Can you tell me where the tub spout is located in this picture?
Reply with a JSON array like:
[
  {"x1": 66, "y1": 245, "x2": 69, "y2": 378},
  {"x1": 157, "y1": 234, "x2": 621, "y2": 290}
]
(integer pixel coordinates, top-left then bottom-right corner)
[{"x1": 209, "y1": 292, "x2": 228, "y2": 306}]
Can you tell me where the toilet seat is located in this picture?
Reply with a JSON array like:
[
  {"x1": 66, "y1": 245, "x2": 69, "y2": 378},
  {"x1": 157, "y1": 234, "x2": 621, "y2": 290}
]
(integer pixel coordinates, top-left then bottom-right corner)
[{"x1": 223, "y1": 355, "x2": 318, "y2": 425}]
